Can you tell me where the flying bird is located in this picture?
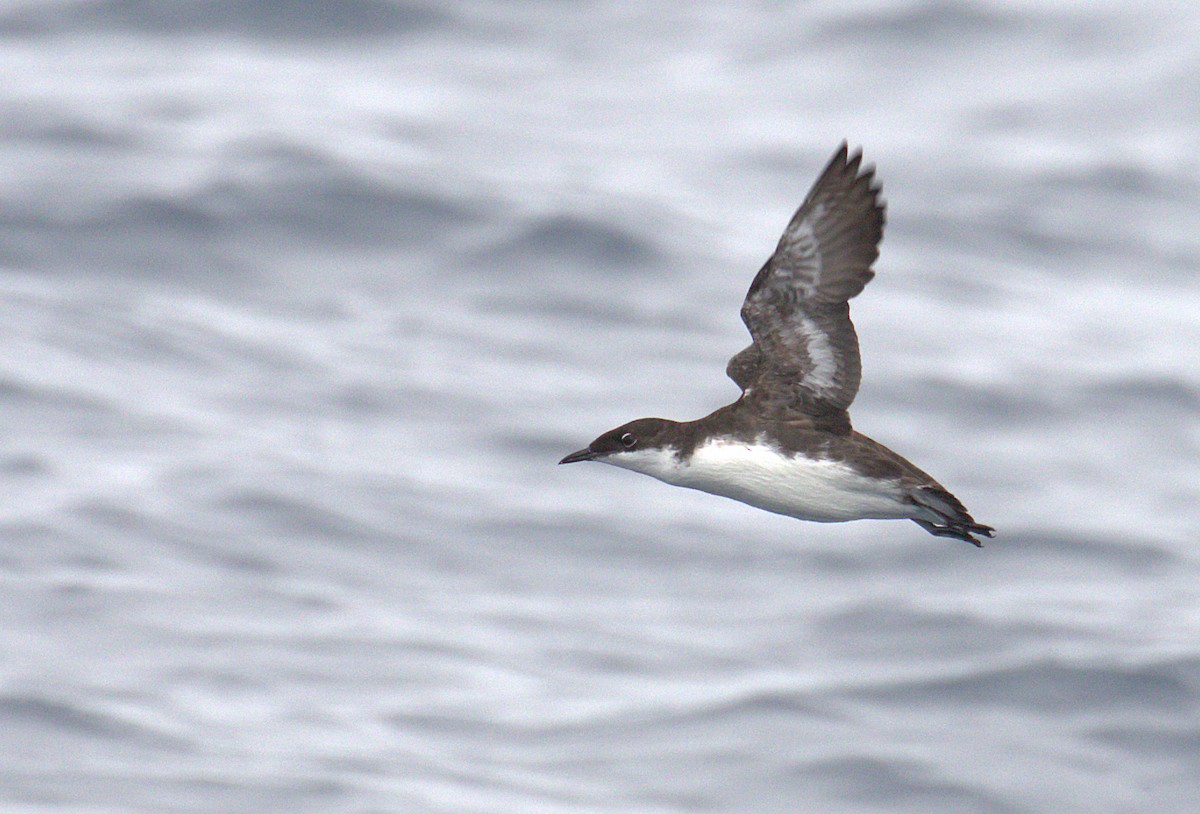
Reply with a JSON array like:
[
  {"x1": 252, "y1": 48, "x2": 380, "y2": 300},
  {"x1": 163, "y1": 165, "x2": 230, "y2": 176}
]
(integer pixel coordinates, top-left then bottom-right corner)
[{"x1": 560, "y1": 144, "x2": 994, "y2": 546}]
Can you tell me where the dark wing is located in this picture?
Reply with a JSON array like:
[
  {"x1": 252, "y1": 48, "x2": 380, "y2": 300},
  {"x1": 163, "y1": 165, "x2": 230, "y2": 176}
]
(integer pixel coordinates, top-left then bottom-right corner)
[{"x1": 727, "y1": 142, "x2": 885, "y2": 423}]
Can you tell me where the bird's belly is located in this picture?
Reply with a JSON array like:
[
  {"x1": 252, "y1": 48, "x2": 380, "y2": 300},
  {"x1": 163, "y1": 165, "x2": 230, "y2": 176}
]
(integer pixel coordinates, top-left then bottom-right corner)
[{"x1": 665, "y1": 441, "x2": 912, "y2": 523}]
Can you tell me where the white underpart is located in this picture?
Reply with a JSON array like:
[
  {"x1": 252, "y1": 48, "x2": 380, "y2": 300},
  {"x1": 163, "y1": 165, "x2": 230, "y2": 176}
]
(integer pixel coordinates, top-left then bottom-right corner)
[{"x1": 602, "y1": 439, "x2": 915, "y2": 523}]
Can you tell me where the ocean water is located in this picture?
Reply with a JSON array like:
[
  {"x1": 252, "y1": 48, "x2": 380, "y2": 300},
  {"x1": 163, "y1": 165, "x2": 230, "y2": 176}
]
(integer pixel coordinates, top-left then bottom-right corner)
[{"x1": 2, "y1": 1, "x2": 1199, "y2": 812}]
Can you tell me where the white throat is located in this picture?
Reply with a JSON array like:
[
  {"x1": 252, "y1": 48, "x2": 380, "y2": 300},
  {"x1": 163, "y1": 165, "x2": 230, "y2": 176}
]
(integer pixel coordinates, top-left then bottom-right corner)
[{"x1": 602, "y1": 446, "x2": 688, "y2": 481}]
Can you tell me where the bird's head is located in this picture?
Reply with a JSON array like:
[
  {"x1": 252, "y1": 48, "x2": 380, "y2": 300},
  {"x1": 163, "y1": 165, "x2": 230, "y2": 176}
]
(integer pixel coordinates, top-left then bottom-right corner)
[{"x1": 559, "y1": 417, "x2": 681, "y2": 473}]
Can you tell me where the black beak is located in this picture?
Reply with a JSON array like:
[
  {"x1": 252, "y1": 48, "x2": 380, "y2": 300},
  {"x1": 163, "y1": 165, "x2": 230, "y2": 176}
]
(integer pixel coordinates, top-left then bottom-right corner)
[{"x1": 558, "y1": 448, "x2": 597, "y2": 464}]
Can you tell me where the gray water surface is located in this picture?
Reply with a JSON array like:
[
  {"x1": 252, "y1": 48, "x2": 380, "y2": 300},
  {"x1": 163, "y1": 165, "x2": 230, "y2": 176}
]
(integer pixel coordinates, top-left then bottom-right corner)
[{"x1": 2, "y1": 2, "x2": 1199, "y2": 812}]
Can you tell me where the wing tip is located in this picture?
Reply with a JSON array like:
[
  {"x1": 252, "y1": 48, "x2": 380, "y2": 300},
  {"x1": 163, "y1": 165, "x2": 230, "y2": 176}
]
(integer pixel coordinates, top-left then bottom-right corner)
[
  {"x1": 817, "y1": 141, "x2": 885, "y2": 237},
  {"x1": 824, "y1": 141, "x2": 882, "y2": 198}
]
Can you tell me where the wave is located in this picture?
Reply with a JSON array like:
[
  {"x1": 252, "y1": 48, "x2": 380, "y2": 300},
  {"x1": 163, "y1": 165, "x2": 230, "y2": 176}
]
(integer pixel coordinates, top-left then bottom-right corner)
[
  {"x1": 846, "y1": 656, "x2": 1199, "y2": 714},
  {"x1": 0, "y1": 141, "x2": 481, "y2": 279},
  {"x1": 791, "y1": 755, "x2": 1020, "y2": 814},
  {"x1": 0, "y1": 0, "x2": 448, "y2": 40},
  {"x1": 0, "y1": 692, "x2": 190, "y2": 752},
  {"x1": 478, "y1": 213, "x2": 662, "y2": 275}
]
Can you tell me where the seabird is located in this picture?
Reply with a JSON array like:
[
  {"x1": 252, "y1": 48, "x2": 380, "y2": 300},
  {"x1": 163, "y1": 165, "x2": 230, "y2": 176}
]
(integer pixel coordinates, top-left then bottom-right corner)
[{"x1": 560, "y1": 144, "x2": 994, "y2": 546}]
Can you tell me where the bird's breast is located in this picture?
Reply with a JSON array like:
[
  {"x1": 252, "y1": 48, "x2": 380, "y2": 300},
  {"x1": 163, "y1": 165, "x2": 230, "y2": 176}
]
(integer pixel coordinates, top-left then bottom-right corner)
[{"x1": 611, "y1": 438, "x2": 913, "y2": 523}]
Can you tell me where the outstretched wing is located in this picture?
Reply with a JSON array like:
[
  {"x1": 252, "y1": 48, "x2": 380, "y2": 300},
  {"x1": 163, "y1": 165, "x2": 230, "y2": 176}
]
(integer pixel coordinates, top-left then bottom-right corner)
[{"x1": 727, "y1": 143, "x2": 885, "y2": 423}]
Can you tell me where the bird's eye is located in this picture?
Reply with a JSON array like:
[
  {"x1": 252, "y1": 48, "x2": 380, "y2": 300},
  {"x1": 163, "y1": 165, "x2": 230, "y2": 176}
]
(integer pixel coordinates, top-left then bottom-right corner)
[{"x1": 620, "y1": 432, "x2": 637, "y2": 449}]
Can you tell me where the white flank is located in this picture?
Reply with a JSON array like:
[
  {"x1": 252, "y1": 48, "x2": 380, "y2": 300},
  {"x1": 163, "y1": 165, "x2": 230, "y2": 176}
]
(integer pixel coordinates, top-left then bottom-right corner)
[{"x1": 602, "y1": 439, "x2": 914, "y2": 523}]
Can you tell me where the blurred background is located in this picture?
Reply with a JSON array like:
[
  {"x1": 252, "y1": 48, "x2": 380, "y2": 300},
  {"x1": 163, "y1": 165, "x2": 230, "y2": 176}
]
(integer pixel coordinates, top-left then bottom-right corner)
[{"x1": 2, "y1": 1, "x2": 1199, "y2": 812}]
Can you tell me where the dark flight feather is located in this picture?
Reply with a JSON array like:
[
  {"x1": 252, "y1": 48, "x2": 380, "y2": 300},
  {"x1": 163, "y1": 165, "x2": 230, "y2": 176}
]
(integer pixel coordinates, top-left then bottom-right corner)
[{"x1": 728, "y1": 143, "x2": 885, "y2": 428}]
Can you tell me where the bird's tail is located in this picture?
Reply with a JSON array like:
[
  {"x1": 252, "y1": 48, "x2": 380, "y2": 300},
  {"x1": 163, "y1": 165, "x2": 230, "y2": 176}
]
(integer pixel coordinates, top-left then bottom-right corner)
[{"x1": 909, "y1": 486, "x2": 995, "y2": 547}]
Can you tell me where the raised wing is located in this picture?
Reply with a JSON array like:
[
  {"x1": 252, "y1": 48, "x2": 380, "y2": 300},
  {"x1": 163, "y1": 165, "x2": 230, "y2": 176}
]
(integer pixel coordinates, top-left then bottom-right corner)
[{"x1": 728, "y1": 143, "x2": 885, "y2": 423}]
